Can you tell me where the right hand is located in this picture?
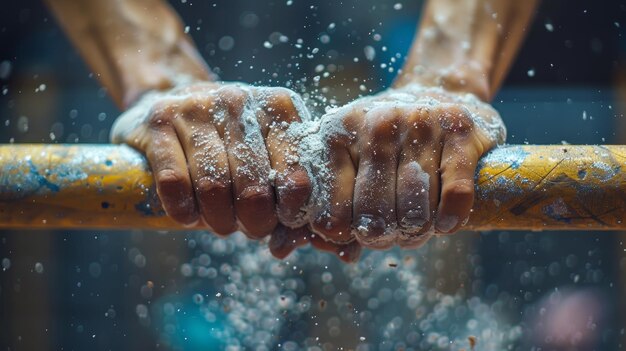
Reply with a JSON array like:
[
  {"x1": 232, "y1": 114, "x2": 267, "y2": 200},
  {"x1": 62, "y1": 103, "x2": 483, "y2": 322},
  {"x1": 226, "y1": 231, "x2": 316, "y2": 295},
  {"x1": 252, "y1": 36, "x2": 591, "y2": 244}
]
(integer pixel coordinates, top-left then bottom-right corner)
[
  {"x1": 296, "y1": 85, "x2": 505, "y2": 250},
  {"x1": 111, "y1": 82, "x2": 312, "y2": 239}
]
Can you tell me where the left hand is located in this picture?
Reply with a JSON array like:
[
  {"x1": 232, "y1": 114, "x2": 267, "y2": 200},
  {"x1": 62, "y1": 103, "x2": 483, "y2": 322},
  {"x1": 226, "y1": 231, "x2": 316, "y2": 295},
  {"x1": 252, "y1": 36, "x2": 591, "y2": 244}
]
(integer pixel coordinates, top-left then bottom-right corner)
[{"x1": 110, "y1": 82, "x2": 312, "y2": 237}]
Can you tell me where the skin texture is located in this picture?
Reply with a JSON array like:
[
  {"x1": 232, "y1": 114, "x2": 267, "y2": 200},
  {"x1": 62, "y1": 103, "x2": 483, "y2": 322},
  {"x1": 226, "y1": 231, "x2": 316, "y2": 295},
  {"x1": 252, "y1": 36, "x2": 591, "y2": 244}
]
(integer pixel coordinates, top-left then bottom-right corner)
[
  {"x1": 395, "y1": 0, "x2": 539, "y2": 100},
  {"x1": 45, "y1": 0, "x2": 539, "y2": 262},
  {"x1": 44, "y1": 0, "x2": 212, "y2": 108}
]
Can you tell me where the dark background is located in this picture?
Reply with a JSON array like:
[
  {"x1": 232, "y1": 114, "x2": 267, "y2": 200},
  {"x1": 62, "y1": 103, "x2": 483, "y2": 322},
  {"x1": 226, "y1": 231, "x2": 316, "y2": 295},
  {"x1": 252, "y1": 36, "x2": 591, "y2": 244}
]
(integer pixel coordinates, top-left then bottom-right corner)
[{"x1": 1, "y1": 0, "x2": 626, "y2": 350}]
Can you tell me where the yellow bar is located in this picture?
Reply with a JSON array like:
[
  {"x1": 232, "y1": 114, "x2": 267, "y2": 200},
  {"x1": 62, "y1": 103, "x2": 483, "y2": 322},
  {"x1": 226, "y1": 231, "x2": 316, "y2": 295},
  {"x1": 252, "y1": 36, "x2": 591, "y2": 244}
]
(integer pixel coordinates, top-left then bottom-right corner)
[{"x1": 0, "y1": 144, "x2": 624, "y2": 231}]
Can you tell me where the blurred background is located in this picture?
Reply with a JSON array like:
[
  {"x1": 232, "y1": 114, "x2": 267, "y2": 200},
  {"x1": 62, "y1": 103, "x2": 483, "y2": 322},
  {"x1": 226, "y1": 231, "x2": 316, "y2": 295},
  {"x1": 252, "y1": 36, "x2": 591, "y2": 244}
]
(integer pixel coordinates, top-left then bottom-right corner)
[{"x1": 1, "y1": 0, "x2": 626, "y2": 350}]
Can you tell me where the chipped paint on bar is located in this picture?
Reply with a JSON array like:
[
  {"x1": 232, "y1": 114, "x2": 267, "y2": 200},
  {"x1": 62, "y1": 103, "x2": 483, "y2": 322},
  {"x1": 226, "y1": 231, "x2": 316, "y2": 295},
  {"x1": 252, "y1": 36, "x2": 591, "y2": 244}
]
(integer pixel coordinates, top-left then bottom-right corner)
[{"x1": 0, "y1": 144, "x2": 625, "y2": 231}]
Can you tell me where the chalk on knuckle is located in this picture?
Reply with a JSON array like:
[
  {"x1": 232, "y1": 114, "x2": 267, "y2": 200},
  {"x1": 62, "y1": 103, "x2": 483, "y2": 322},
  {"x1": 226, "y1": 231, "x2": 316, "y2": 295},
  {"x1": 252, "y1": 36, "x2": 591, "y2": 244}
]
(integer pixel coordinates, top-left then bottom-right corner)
[
  {"x1": 194, "y1": 175, "x2": 230, "y2": 199},
  {"x1": 237, "y1": 185, "x2": 274, "y2": 205},
  {"x1": 218, "y1": 86, "x2": 248, "y2": 110},
  {"x1": 366, "y1": 111, "x2": 400, "y2": 142},
  {"x1": 147, "y1": 108, "x2": 176, "y2": 129}
]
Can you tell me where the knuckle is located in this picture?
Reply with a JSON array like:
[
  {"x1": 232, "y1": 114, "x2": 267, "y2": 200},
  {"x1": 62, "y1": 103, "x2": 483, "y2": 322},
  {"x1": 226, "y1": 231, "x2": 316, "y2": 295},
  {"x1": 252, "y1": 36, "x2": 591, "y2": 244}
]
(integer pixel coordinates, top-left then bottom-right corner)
[
  {"x1": 218, "y1": 86, "x2": 247, "y2": 109},
  {"x1": 265, "y1": 88, "x2": 300, "y2": 123},
  {"x1": 365, "y1": 109, "x2": 400, "y2": 142},
  {"x1": 406, "y1": 108, "x2": 434, "y2": 141},
  {"x1": 407, "y1": 107, "x2": 432, "y2": 127},
  {"x1": 442, "y1": 179, "x2": 474, "y2": 202},
  {"x1": 194, "y1": 176, "x2": 231, "y2": 198},
  {"x1": 150, "y1": 101, "x2": 170, "y2": 114},
  {"x1": 237, "y1": 185, "x2": 274, "y2": 205},
  {"x1": 268, "y1": 88, "x2": 295, "y2": 106},
  {"x1": 147, "y1": 104, "x2": 175, "y2": 128},
  {"x1": 179, "y1": 97, "x2": 213, "y2": 120},
  {"x1": 155, "y1": 168, "x2": 189, "y2": 190},
  {"x1": 438, "y1": 105, "x2": 474, "y2": 134}
]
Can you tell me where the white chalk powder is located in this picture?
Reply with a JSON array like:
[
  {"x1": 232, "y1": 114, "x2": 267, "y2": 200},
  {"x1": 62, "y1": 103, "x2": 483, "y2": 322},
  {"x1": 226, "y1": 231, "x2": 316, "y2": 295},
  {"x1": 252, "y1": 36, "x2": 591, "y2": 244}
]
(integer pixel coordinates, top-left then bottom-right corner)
[{"x1": 112, "y1": 82, "x2": 506, "y2": 245}]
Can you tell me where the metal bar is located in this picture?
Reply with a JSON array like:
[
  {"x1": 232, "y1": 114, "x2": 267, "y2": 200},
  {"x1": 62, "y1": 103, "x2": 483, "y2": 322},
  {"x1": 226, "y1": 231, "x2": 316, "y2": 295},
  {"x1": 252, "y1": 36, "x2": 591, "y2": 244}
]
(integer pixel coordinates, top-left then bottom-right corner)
[{"x1": 0, "y1": 144, "x2": 624, "y2": 231}]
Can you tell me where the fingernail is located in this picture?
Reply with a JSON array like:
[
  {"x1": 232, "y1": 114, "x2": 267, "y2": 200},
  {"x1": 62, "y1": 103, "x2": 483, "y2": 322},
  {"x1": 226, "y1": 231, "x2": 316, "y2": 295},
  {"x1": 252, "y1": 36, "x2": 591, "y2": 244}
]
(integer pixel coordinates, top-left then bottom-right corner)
[
  {"x1": 397, "y1": 231, "x2": 432, "y2": 249},
  {"x1": 435, "y1": 214, "x2": 458, "y2": 233},
  {"x1": 356, "y1": 215, "x2": 386, "y2": 238},
  {"x1": 183, "y1": 218, "x2": 200, "y2": 228},
  {"x1": 399, "y1": 210, "x2": 426, "y2": 232}
]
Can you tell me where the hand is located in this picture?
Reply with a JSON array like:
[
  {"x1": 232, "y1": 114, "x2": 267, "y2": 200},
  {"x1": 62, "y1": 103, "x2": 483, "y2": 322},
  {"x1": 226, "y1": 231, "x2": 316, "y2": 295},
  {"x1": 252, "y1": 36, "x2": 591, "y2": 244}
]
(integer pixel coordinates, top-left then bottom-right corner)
[
  {"x1": 298, "y1": 84, "x2": 505, "y2": 250},
  {"x1": 111, "y1": 82, "x2": 312, "y2": 239}
]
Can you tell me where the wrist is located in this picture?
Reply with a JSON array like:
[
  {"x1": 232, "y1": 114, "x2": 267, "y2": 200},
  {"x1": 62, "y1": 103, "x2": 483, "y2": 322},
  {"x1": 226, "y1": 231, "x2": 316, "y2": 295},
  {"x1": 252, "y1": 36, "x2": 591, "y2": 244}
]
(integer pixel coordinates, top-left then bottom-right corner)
[
  {"x1": 89, "y1": 2, "x2": 214, "y2": 108},
  {"x1": 394, "y1": 0, "x2": 502, "y2": 101},
  {"x1": 393, "y1": 24, "x2": 493, "y2": 100},
  {"x1": 117, "y1": 38, "x2": 215, "y2": 108},
  {"x1": 393, "y1": 62, "x2": 491, "y2": 101},
  {"x1": 111, "y1": 80, "x2": 221, "y2": 144}
]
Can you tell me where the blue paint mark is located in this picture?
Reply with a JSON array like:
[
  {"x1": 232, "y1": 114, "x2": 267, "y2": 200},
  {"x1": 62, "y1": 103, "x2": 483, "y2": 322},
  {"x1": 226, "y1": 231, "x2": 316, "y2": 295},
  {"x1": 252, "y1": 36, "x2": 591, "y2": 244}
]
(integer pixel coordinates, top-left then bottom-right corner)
[
  {"x1": 542, "y1": 199, "x2": 572, "y2": 223},
  {"x1": 478, "y1": 145, "x2": 530, "y2": 171},
  {"x1": 0, "y1": 157, "x2": 90, "y2": 200},
  {"x1": 135, "y1": 186, "x2": 166, "y2": 217},
  {"x1": 28, "y1": 160, "x2": 60, "y2": 192},
  {"x1": 52, "y1": 164, "x2": 88, "y2": 184}
]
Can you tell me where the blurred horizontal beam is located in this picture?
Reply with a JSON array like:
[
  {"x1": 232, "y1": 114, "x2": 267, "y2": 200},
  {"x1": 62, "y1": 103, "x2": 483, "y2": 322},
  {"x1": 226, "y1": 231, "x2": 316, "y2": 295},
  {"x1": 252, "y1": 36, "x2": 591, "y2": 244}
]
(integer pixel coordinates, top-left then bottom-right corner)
[{"x1": 0, "y1": 144, "x2": 625, "y2": 231}]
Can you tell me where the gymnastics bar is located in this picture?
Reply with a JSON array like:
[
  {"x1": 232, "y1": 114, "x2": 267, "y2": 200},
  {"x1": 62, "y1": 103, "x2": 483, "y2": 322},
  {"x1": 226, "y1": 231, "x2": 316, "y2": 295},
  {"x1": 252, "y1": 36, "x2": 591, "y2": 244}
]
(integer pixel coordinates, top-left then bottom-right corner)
[{"x1": 0, "y1": 144, "x2": 624, "y2": 231}]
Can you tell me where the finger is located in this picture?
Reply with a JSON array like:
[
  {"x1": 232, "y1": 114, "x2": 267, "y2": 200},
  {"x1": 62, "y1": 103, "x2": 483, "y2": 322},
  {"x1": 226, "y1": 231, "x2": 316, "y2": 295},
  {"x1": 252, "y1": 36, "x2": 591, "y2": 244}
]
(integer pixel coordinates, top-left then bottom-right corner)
[
  {"x1": 310, "y1": 234, "x2": 362, "y2": 263},
  {"x1": 269, "y1": 225, "x2": 311, "y2": 259},
  {"x1": 308, "y1": 138, "x2": 356, "y2": 244},
  {"x1": 352, "y1": 109, "x2": 400, "y2": 249},
  {"x1": 144, "y1": 125, "x2": 199, "y2": 226},
  {"x1": 257, "y1": 88, "x2": 312, "y2": 228},
  {"x1": 220, "y1": 87, "x2": 277, "y2": 239},
  {"x1": 337, "y1": 241, "x2": 362, "y2": 263},
  {"x1": 435, "y1": 109, "x2": 480, "y2": 234},
  {"x1": 174, "y1": 113, "x2": 237, "y2": 235},
  {"x1": 396, "y1": 108, "x2": 441, "y2": 247}
]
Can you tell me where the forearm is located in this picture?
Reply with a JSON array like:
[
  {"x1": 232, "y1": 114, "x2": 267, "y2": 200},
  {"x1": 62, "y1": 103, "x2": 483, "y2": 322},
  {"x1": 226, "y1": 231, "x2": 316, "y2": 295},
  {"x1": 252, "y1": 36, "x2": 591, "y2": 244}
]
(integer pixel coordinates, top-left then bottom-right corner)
[
  {"x1": 44, "y1": 0, "x2": 213, "y2": 108},
  {"x1": 394, "y1": 0, "x2": 539, "y2": 101}
]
